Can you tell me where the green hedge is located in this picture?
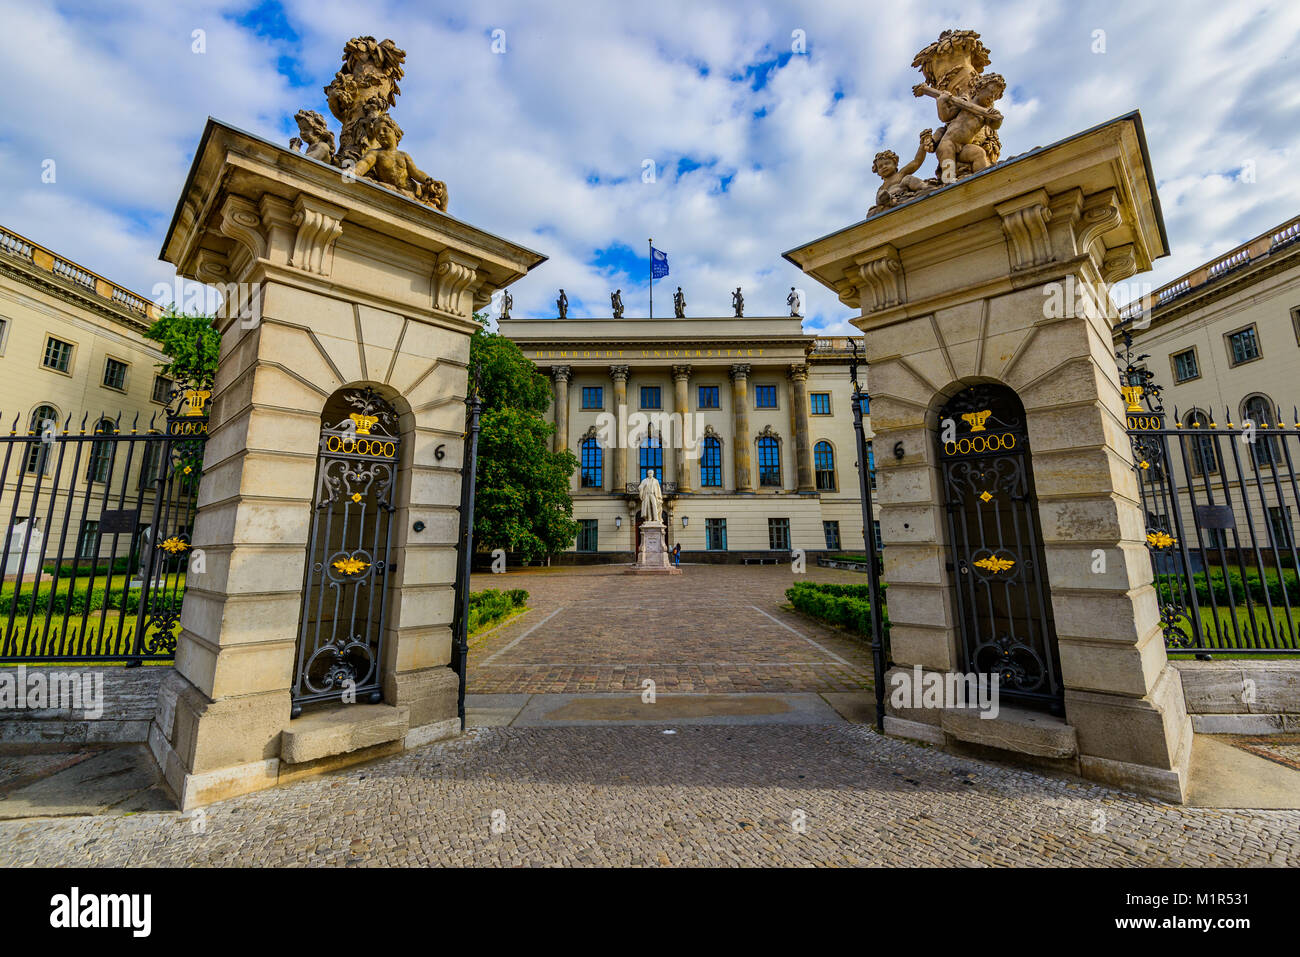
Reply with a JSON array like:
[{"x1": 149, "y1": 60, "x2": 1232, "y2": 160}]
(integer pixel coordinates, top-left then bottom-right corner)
[
  {"x1": 468, "y1": 587, "x2": 528, "y2": 633},
  {"x1": 785, "y1": 581, "x2": 888, "y2": 636},
  {"x1": 1, "y1": 585, "x2": 182, "y2": 618},
  {"x1": 1156, "y1": 567, "x2": 1300, "y2": 608}
]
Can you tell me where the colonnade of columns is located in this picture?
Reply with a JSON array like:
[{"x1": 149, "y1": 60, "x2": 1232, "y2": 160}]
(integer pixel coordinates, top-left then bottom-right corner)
[{"x1": 549, "y1": 362, "x2": 814, "y2": 493}]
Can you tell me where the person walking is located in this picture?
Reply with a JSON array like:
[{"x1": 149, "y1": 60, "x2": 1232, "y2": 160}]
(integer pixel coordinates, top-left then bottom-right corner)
[{"x1": 672, "y1": 542, "x2": 681, "y2": 568}]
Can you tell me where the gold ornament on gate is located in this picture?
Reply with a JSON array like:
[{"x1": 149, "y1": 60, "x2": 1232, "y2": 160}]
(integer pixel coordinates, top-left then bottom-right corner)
[
  {"x1": 184, "y1": 389, "x2": 211, "y2": 417},
  {"x1": 974, "y1": 555, "x2": 1015, "y2": 573},
  {"x1": 962, "y1": 409, "x2": 992, "y2": 432},
  {"x1": 332, "y1": 555, "x2": 370, "y2": 575},
  {"x1": 1121, "y1": 384, "x2": 1144, "y2": 413},
  {"x1": 349, "y1": 413, "x2": 379, "y2": 436},
  {"x1": 159, "y1": 536, "x2": 190, "y2": 554},
  {"x1": 1146, "y1": 531, "x2": 1176, "y2": 549}
]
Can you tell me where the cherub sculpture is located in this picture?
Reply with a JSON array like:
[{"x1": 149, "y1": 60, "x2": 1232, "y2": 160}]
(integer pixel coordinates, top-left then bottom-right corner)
[
  {"x1": 351, "y1": 114, "x2": 448, "y2": 210},
  {"x1": 917, "y1": 72, "x2": 1005, "y2": 183},
  {"x1": 870, "y1": 128, "x2": 937, "y2": 213},
  {"x1": 289, "y1": 110, "x2": 336, "y2": 163}
]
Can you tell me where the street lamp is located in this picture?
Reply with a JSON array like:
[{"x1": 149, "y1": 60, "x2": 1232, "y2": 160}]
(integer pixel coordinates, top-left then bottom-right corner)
[
  {"x1": 850, "y1": 339, "x2": 887, "y2": 733},
  {"x1": 615, "y1": 515, "x2": 622, "y2": 530},
  {"x1": 681, "y1": 516, "x2": 689, "y2": 527}
]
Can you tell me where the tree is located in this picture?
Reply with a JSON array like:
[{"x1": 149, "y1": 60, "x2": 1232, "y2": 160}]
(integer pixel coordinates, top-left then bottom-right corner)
[
  {"x1": 143, "y1": 305, "x2": 221, "y2": 394},
  {"x1": 470, "y1": 317, "x2": 579, "y2": 562}
]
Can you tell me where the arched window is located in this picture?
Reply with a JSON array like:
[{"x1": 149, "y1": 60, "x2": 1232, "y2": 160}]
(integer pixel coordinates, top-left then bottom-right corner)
[
  {"x1": 1241, "y1": 394, "x2": 1279, "y2": 468},
  {"x1": 1183, "y1": 409, "x2": 1218, "y2": 477},
  {"x1": 814, "y1": 441, "x2": 836, "y2": 491},
  {"x1": 639, "y1": 435, "x2": 662, "y2": 481},
  {"x1": 580, "y1": 437, "x2": 603, "y2": 488},
  {"x1": 700, "y1": 436, "x2": 722, "y2": 487},
  {"x1": 757, "y1": 435, "x2": 781, "y2": 487},
  {"x1": 86, "y1": 418, "x2": 116, "y2": 484},
  {"x1": 25, "y1": 405, "x2": 59, "y2": 474}
]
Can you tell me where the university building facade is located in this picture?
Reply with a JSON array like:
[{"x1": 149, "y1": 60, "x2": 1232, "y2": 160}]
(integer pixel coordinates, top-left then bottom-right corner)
[{"x1": 500, "y1": 313, "x2": 878, "y2": 561}]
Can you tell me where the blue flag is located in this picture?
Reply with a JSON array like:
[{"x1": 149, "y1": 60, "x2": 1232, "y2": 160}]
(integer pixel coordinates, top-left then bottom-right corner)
[{"x1": 651, "y1": 246, "x2": 669, "y2": 279}]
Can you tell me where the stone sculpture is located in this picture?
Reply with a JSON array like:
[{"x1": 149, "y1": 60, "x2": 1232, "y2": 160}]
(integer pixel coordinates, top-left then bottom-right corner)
[
  {"x1": 787, "y1": 286, "x2": 802, "y2": 316},
  {"x1": 732, "y1": 287, "x2": 744, "y2": 317},
  {"x1": 289, "y1": 110, "x2": 336, "y2": 163},
  {"x1": 868, "y1": 29, "x2": 1008, "y2": 215},
  {"x1": 289, "y1": 36, "x2": 449, "y2": 211},
  {"x1": 611, "y1": 289, "x2": 624, "y2": 319},
  {"x1": 638, "y1": 469, "x2": 664, "y2": 524},
  {"x1": 500, "y1": 289, "x2": 512, "y2": 320},
  {"x1": 673, "y1": 286, "x2": 686, "y2": 318},
  {"x1": 556, "y1": 289, "x2": 568, "y2": 318}
]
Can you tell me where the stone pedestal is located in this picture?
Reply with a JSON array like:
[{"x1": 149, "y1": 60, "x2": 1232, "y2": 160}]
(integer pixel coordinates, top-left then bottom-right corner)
[
  {"x1": 626, "y1": 521, "x2": 680, "y2": 575},
  {"x1": 786, "y1": 113, "x2": 1194, "y2": 802},
  {"x1": 148, "y1": 119, "x2": 544, "y2": 809}
]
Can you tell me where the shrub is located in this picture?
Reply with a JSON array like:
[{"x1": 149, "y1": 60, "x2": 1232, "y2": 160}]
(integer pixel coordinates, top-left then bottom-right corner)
[
  {"x1": 1155, "y1": 567, "x2": 1300, "y2": 608},
  {"x1": 467, "y1": 587, "x2": 528, "y2": 634},
  {"x1": 785, "y1": 581, "x2": 888, "y2": 637}
]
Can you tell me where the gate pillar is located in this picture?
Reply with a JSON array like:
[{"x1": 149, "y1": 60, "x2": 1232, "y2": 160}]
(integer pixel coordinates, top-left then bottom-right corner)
[
  {"x1": 786, "y1": 114, "x2": 1194, "y2": 802},
  {"x1": 148, "y1": 119, "x2": 543, "y2": 809}
]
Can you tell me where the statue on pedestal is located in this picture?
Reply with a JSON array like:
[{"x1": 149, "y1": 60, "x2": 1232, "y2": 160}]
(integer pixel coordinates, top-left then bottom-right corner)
[
  {"x1": 637, "y1": 469, "x2": 664, "y2": 524},
  {"x1": 673, "y1": 287, "x2": 686, "y2": 318}
]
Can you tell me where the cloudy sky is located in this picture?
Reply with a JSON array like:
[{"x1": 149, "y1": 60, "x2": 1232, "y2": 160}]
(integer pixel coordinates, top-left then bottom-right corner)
[{"x1": 1, "y1": 0, "x2": 1297, "y2": 333}]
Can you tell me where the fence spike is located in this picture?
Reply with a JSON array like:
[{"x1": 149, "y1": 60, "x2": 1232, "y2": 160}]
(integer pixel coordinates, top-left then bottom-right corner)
[{"x1": 78, "y1": 411, "x2": 89, "y2": 431}]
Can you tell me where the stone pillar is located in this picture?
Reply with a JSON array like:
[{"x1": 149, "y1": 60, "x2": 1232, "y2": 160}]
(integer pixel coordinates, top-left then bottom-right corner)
[
  {"x1": 730, "y1": 363, "x2": 753, "y2": 492},
  {"x1": 785, "y1": 116, "x2": 1193, "y2": 803},
  {"x1": 147, "y1": 119, "x2": 542, "y2": 810},
  {"x1": 788, "y1": 363, "x2": 815, "y2": 492},
  {"x1": 672, "y1": 364, "x2": 693, "y2": 493},
  {"x1": 552, "y1": 365, "x2": 571, "y2": 453},
  {"x1": 610, "y1": 365, "x2": 629, "y2": 493}
]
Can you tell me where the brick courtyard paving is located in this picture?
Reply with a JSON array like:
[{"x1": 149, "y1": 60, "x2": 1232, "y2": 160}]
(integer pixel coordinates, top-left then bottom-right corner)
[
  {"x1": 467, "y1": 564, "x2": 876, "y2": 694},
  {"x1": 1, "y1": 724, "x2": 1296, "y2": 867}
]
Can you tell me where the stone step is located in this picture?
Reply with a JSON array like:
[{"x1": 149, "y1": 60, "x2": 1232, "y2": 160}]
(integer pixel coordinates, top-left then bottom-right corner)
[
  {"x1": 280, "y1": 704, "x2": 409, "y2": 765},
  {"x1": 940, "y1": 704, "x2": 1077, "y2": 759}
]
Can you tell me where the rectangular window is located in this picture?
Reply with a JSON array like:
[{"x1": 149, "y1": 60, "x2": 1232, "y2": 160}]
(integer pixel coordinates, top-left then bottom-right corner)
[
  {"x1": 754, "y1": 384, "x2": 777, "y2": 409},
  {"x1": 576, "y1": 519, "x2": 599, "y2": 552},
  {"x1": 639, "y1": 439, "x2": 663, "y2": 481},
  {"x1": 823, "y1": 521, "x2": 841, "y2": 551},
  {"x1": 809, "y1": 392, "x2": 831, "y2": 415},
  {"x1": 698, "y1": 385, "x2": 719, "y2": 409},
  {"x1": 705, "y1": 518, "x2": 727, "y2": 551},
  {"x1": 768, "y1": 518, "x2": 791, "y2": 551},
  {"x1": 757, "y1": 437, "x2": 781, "y2": 487},
  {"x1": 152, "y1": 374, "x2": 172, "y2": 404},
  {"x1": 77, "y1": 520, "x2": 100, "y2": 560},
  {"x1": 1171, "y1": 348, "x2": 1199, "y2": 383},
  {"x1": 1227, "y1": 326, "x2": 1261, "y2": 365},
  {"x1": 103, "y1": 357, "x2": 128, "y2": 391},
  {"x1": 581, "y1": 386, "x2": 603, "y2": 410},
  {"x1": 640, "y1": 386, "x2": 661, "y2": 410},
  {"x1": 580, "y1": 439, "x2": 603, "y2": 488},
  {"x1": 43, "y1": 336, "x2": 73, "y2": 372},
  {"x1": 1269, "y1": 506, "x2": 1294, "y2": 550},
  {"x1": 700, "y1": 438, "x2": 722, "y2": 487},
  {"x1": 0, "y1": 316, "x2": 8, "y2": 355}
]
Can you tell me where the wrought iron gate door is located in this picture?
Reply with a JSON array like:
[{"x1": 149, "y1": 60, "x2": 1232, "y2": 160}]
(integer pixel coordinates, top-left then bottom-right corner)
[
  {"x1": 938, "y1": 384, "x2": 1063, "y2": 711},
  {"x1": 292, "y1": 389, "x2": 400, "y2": 715}
]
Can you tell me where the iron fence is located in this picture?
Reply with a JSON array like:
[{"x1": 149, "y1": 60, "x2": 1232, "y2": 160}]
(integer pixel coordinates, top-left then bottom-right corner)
[
  {"x1": 1120, "y1": 331, "x2": 1300, "y2": 655},
  {"x1": 0, "y1": 392, "x2": 207, "y2": 663}
]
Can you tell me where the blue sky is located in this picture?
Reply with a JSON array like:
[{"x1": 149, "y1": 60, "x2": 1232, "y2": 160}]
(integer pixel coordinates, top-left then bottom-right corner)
[{"x1": 1, "y1": 0, "x2": 1298, "y2": 333}]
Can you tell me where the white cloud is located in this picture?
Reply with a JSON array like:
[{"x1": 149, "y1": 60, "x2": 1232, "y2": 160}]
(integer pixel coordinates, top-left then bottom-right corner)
[{"x1": 1, "y1": 0, "x2": 1297, "y2": 329}]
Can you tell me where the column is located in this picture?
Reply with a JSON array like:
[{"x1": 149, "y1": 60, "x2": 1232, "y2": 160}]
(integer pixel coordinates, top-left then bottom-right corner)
[
  {"x1": 552, "y1": 365, "x2": 571, "y2": 453},
  {"x1": 672, "y1": 364, "x2": 693, "y2": 493},
  {"x1": 730, "y1": 363, "x2": 753, "y2": 492},
  {"x1": 610, "y1": 365, "x2": 629, "y2": 493},
  {"x1": 788, "y1": 363, "x2": 815, "y2": 492}
]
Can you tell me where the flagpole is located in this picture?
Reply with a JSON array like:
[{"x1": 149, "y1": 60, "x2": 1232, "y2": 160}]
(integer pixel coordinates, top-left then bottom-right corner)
[{"x1": 648, "y1": 237, "x2": 653, "y2": 319}]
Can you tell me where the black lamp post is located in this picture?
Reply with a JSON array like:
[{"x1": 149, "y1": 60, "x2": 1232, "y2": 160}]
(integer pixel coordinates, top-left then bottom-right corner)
[{"x1": 849, "y1": 340, "x2": 888, "y2": 732}]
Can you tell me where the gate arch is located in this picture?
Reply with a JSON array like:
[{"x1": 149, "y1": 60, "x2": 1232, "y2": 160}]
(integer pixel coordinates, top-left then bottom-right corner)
[
  {"x1": 936, "y1": 383, "x2": 1063, "y2": 712},
  {"x1": 291, "y1": 386, "x2": 402, "y2": 716}
]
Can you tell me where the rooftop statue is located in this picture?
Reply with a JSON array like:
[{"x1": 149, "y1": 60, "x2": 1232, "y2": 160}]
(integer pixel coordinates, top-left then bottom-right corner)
[
  {"x1": 290, "y1": 36, "x2": 449, "y2": 212},
  {"x1": 673, "y1": 286, "x2": 686, "y2": 318},
  {"x1": 611, "y1": 289, "x2": 624, "y2": 319}
]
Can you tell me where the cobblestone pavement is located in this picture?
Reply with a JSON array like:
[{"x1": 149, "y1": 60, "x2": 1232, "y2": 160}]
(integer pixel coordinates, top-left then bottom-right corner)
[
  {"x1": 467, "y1": 565, "x2": 875, "y2": 694},
  {"x1": 2, "y1": 724, "x2": 1296, "y2": 867}
]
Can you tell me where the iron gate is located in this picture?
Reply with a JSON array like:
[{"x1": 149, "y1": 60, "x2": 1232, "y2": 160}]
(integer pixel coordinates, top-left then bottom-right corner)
[
  {"x1": 0, "y1": 390, "x2": 207, "y2": 662},
  {"x1": 1119, "y1": 330, "x2": 1300, "y2": 655},
  {"x1": 292, "y1": 388, "x2": 400, "y2": 714},
  {"x1": 938, "y1": 384, "x2": 1064, "y2": 711}
]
